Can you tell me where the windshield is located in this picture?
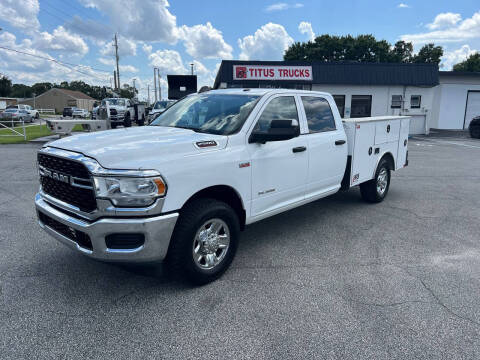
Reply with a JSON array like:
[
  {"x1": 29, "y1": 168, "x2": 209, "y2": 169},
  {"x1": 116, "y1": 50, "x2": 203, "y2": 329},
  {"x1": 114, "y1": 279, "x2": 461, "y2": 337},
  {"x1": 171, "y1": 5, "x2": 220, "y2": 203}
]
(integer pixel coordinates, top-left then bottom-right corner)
[
  {"x1": 153, "y1": 101, "x2": 170, "y2": 110},
  {"x1": 150, "y1": 94, "x2": 259, "y2": 135},
  {"x1": 102, "y1": 98, "x2": 125, "y2": 106}
]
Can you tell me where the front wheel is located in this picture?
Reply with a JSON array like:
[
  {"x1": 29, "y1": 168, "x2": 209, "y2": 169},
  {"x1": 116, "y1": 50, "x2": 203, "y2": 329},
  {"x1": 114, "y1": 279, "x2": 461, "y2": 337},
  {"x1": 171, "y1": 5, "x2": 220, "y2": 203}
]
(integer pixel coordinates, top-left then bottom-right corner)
[
  {"x1": 124, "y1": 113, "x2": 131, "y2": 127},
  {"x1": 360, "y1": 158, "x2": 391, "y2": 203},
  {"x1": 166, "y1": 199, "x2": 239, "y2": 285}
]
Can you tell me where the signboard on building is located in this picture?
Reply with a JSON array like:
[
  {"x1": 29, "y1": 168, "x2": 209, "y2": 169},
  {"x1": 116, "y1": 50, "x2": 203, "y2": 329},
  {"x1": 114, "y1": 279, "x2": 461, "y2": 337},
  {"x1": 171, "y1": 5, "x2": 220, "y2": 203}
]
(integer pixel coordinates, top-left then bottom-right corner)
[{"x1": 233, "y1": 65, "x2": 313, "y2": 81}]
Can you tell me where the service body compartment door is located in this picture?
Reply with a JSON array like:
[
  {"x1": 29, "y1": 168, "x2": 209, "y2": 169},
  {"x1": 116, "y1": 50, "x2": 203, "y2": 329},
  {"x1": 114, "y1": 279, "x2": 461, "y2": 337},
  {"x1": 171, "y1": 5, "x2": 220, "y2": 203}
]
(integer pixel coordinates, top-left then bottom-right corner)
[
  {"x1": 396, "y1": 118, "x2": 410, "y2": 169},
  {"x1": 350, "y1": 122, "x2": 376, "y2": 186},
  {"x1": 375, "y1": 120, "x2": 400, "y2": 144}
]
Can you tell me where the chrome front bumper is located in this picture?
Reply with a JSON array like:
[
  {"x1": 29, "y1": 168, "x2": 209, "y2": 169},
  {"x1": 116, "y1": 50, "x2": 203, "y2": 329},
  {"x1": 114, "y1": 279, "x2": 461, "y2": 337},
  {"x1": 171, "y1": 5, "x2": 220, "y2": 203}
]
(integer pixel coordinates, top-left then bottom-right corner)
[{"x1": 35, "y1": 193, "x2": 179, "y2": 263}]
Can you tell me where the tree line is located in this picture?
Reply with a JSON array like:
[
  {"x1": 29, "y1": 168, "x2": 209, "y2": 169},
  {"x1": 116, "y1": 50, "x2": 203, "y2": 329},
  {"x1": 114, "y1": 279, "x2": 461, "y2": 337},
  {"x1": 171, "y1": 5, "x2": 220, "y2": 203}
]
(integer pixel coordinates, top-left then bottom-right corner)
[
  {"x1": 0, "y1": 77, "x2": 137, "y2": 99},
  {"x1": 284, "y1": 34, "x2": 480, "y2": 71}
]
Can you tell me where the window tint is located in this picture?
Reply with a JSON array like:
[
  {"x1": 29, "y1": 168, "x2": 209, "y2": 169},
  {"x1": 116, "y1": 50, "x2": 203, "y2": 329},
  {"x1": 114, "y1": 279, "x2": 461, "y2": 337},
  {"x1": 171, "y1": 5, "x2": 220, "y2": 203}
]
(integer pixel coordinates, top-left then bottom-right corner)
[
  {"x1": 255, "y1": 96, "x2": 298, "y2": 132},
  {"x1": 301, "y1": 96, "x2": 336, "y2": 133}
]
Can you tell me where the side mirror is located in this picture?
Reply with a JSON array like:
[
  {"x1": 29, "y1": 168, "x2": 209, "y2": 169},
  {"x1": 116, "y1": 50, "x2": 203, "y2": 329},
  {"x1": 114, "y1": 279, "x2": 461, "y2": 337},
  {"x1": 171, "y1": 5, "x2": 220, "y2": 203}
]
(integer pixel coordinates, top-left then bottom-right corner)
[{"x1": 249, "y1": 119, "x2": 300, "y2": 143}]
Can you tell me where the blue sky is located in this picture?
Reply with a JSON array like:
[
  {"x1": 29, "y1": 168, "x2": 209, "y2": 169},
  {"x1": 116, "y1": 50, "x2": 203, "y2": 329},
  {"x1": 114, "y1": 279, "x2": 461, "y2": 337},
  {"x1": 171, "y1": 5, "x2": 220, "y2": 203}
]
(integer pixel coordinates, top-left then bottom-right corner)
[{"x1": 0, "y1": 0, "x2": 479, "y2": 100}]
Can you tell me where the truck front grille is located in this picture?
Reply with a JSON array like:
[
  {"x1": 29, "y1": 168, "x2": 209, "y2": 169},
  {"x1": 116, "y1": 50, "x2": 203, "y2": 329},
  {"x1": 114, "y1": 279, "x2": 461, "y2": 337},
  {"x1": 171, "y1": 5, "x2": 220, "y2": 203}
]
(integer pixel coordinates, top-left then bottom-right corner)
[{"x1": 38, "y1": 153, "x2": 97, "y2": 213}]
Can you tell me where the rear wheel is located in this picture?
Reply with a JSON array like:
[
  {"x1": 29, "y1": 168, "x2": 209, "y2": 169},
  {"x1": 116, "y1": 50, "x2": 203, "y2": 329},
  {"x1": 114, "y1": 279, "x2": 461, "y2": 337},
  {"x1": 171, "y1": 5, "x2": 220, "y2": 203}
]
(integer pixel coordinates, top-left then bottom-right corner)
[
  {"x1": 166, "y1": 198, "x2": 239, "y2": 285},
  {"x1": 360, "y1": 158, "x2": 391, "y2": 203}
]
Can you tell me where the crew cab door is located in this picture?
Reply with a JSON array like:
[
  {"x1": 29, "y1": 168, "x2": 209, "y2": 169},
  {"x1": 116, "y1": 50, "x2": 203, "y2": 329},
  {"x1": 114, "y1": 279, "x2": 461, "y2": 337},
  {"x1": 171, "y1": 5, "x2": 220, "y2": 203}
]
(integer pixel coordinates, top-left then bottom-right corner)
[
  {"x1": 247, "y1": 94, "x2": 308, "y2": 218},
  {"x1": 299, "y1": 95, "x2": 347, "y2": 198}
]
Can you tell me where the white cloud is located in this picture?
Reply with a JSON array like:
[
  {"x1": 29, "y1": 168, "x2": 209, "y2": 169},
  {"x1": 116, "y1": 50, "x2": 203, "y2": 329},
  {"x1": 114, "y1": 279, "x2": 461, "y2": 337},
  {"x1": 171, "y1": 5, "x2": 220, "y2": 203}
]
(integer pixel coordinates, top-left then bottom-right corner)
[
  {"x1": 265, "y1": 3, "x2": 303, "y2": 12},
  {"x1": 0, "y1": 32, "x2": 109, "y2": 86},
  {"x1": 142, "y1": 43, "x2": 153, "y2": 55},
  {"x1": 148, "y1": 49, "x2": 187, "y2": 74},
  {"x1": 441, "y1": 44, "x2": 478, "y2": 70},
  {"x1": 401, "y1": 11, "x2": 480, "y2": 45},
  {"x1": 397, "y1": 3, "x2": 410, "y2": 8},
  {"x1": 98, "y1": 57, "x2": 115, "y2": 66},
  {"x1": 427, "y1": 12, "x2": 462, "y2": 30},
  {"x1": 33, "y1": 26, "x2": 89, "y2": 57},
  {"x1": 298, "y1": 21, "x2": 315, "y2": 41},
  {"x1": 0, "y1": 0, "x2": 40, "y2": 32},
  {"x1": 179, "y1": 22, "x2": 233, "y2": 59},
  {"x1": 120, "y1": 65, "x2": 139, "y2": 73},
  {"x1": 100, "y1": 36, "x2": 137, "y2": 57},
  {"x1": 79, "y1": 0, "x2": 178, "y2": 43},
  {"x1": 238, "y1": 23, "x2": 294, "y2": 60},
  {"x1": 65, "y1": 16, "x2": 112, "y2": 43}
]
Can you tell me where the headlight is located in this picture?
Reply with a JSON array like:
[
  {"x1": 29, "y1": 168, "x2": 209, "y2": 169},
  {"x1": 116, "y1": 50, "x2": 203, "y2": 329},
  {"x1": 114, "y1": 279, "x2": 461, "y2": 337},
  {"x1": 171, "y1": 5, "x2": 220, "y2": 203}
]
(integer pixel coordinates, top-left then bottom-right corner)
[{"x1": 93, "y1": 176, "x2": 166, "y2": 207}]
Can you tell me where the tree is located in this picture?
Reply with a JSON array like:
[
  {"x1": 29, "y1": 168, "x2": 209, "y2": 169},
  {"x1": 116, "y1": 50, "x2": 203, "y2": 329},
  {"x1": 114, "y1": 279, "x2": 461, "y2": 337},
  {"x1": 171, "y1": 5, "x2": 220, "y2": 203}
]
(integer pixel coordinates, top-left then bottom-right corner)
[
  {"x1": 411, "y1": 43, "x2": 443, "y2": 65},
  {"x1": 31, "y1": 82, "x2": 53, "y2": 96},
  {"x1": 119, "y1": 84, "x2": 137, "y2": 99},
  {"x1": 0, "y1": 75, "x2": 12, "y2": 97},
  {"x1": 284, "y1": 35, "x2": 443, "y2": 65},
  {"x1": 10, "y1": 84, "x2": 33, "y2": 98},
  {"x1": 453, "y1": 53, "x2": 480, "y2": 72}
]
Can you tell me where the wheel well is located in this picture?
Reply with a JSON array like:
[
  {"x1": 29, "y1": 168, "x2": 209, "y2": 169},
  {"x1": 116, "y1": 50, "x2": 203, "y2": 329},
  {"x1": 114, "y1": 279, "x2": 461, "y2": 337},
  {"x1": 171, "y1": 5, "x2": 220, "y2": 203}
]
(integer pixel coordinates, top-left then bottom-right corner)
[
  {"x1": 183, "y1": 185, "x2": 246, "y2": 230},
  {"x1": 381, "y1": 152, "x2": 395, "y2": 171}
]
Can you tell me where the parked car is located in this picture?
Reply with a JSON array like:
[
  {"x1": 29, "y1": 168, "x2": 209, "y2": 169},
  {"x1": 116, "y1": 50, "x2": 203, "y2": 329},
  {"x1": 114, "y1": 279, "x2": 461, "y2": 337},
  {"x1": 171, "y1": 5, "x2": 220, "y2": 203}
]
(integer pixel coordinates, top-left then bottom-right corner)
[
  {"x1": 63, "y1": 107, "x2": 77, "y2": 117},
  {"x1": 0, "y1": 108, "x2": 33, "y2": 123},
  {"x1": 35, "y1": 89, "x2": 410, "y2": 284},
  {"x1": 469, "y1": 116, "x2": 480, "y2": 139},
  {"x1": 72, "y1": 108, "x2": 89, "y2": 118},
  {"x1": 147, "y1": 100, "x2": 176, "y2": 123},
  {"x1": 97, "y1": 98, "x2": 146, "y2": 127},
  {"x1": 6, "y1": 104, "x2": 39, "y2": 119}
]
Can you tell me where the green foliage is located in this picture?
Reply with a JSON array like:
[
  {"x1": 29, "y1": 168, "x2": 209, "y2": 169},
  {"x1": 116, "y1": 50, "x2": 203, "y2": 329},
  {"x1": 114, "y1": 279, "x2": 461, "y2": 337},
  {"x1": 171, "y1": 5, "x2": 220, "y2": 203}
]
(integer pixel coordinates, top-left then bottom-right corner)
[
  {"x1": 0, "y1": 75, "x2": 12, "y2": 97},
  {"x1": 284, "y1": 35, "x2": 443, "y2": 65},
  {"x1": 10, "y1": 84, "x2": 34, "y2": 98},
  {"x1": 119, "y1": 83, "x2": 137, "y2": 99},
  {"x1": 453, "y1": 53, "x2": 480, "y2": 72}
]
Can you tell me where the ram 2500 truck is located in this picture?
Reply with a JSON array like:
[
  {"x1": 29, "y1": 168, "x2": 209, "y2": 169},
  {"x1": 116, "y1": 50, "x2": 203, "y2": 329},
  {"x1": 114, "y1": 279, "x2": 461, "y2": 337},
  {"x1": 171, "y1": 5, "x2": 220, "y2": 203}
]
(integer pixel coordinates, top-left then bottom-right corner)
[{"x1": 35, "y1": 89, "x2": 409, "y2": 284}]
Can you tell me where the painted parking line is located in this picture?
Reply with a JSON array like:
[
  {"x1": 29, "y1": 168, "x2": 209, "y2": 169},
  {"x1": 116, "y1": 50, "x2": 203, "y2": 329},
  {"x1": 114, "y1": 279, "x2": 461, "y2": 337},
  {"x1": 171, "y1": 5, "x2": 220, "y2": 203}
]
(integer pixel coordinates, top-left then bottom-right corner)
[{"x1": 412, "y1": 137, "x2": 480, "y2": 149}]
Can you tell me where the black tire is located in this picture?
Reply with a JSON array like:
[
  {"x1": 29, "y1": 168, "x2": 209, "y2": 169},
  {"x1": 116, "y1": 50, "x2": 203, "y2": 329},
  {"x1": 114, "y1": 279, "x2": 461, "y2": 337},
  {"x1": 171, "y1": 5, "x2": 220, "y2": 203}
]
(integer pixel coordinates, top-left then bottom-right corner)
[
  {"x1": 360, "y1": 158, "x2": 391, "y2": 203},
  {"x1": 35, "y1": 113, "x2": 39, "y2": 119},
  {"x1": 124, "y1": 113, "x2": 132, "y2": 127},
  {"x1": 166, "y1": 198, "x2": 240, "y2": 285},
  {"x1": 470, "y1": 126, "x2": 480, "y2": 139},
  {"x1": 111, "y1": 123, "x2": 117, "y2": 129}
]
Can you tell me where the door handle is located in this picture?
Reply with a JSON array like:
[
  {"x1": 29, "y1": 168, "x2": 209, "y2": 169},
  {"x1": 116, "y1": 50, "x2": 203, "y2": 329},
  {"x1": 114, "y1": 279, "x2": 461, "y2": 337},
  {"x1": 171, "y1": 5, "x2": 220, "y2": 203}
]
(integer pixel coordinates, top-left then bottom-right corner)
[
  {"x1": 292, "y1": 146, "x2": 307, "y2": 153},
  {"x1": 335, "y1": 140, "x2": 346, "y2": 145}
]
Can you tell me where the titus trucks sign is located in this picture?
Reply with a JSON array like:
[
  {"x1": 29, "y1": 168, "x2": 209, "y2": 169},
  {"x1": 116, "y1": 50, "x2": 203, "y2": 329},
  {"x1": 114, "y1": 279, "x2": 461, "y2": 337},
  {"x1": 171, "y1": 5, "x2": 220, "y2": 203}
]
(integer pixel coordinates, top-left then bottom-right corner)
[{"x1": 233, "y1": 65, "x2": 313, "y2": 81}]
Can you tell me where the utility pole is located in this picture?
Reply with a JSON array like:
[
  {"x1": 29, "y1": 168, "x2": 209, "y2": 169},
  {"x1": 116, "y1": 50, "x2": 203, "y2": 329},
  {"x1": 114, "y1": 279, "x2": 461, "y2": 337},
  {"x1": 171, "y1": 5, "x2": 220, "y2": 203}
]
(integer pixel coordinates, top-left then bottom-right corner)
[
  {"x1": 190, "y1": 63, "x2": 194, "y2": 75},
  {"x1": 147, "y1": 84, "x2": 150, "y2": 106},
  {"x1": 113, "y1": 71, "x2": 117, "y2": 90},
  {"x1": 132, "y1": 79, "x2": 136, "y2": 99},
  {"x1": 153, "y1": 68, "x2": 157, "y2": 102},
  {"x1": 158, "y1": 72, "x2": 161, "y2": 100},
  {"x1": 113, "y1": 33, "x2": 120, "y2": 91}
]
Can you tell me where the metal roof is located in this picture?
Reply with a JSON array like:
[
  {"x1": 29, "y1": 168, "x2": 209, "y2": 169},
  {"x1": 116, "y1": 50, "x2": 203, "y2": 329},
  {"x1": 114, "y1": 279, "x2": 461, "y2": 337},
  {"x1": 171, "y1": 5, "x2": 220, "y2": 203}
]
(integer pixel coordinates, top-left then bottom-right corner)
[{"x1": 214, "y1": 60, "x2": 439, "y2": 88}]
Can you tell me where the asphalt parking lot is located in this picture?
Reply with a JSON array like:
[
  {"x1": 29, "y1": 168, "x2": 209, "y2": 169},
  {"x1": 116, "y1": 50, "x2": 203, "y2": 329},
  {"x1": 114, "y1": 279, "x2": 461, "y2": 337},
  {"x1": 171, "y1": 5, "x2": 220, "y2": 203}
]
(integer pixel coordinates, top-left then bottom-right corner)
[{"x1": 1, "y1": 132, "x2": 480, "y2": 359}]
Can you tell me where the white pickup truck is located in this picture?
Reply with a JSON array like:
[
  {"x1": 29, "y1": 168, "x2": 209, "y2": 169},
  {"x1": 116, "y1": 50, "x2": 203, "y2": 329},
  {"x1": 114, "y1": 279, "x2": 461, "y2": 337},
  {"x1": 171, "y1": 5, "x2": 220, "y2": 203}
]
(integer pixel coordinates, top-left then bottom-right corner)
[{"x1": 35, "y1": 89, "x2": 409, "y2": 284}]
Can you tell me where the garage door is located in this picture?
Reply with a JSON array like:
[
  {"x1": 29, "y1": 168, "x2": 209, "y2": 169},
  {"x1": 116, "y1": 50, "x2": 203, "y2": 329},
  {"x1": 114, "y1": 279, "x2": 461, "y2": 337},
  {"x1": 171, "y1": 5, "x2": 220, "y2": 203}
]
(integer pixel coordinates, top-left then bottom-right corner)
[
  {"x1": 464, "y1": 91, "x2": 480, "y2": 129},
  {"x1": 409, "y1": 115, "x2": 426, "y2": 135}
]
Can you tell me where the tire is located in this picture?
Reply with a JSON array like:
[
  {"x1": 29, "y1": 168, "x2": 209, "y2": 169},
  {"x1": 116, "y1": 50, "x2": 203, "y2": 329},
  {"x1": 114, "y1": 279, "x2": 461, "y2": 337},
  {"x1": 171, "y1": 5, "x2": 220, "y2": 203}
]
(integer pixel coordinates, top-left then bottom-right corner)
[
  {"x1": 124, "y1": 113, "x2": 132, "y2": 127},
  {"x1": 166, "y1": 198, "x2": 240, "y2": 285},
  {"x1": 35, "y1": 113, "x2": 39, "y2": 119},
  {"x1": 360, "y1": 158, "x2": 391, "y2": 203},
  {"x1": 470, "y1": 126, "x2": 480, "y2": 139},
  {"x1": 111, "y1": 123, "x2": 117, "y2": 129}
]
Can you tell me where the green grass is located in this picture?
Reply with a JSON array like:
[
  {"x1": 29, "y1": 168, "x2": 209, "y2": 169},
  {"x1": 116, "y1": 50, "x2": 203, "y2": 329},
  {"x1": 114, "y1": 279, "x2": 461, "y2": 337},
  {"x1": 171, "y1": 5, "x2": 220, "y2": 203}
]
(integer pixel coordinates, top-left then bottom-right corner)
[{"x1": 0, "y1": 124, "x2": 84, "y2": 144}]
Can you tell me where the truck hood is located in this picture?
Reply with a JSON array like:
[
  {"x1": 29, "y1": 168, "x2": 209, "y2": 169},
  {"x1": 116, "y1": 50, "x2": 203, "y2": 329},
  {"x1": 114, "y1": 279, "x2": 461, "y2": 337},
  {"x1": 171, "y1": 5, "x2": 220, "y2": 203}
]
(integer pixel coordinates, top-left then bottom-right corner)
[{"x1": 48, "y1": 126, "x2": 228, "y2": 169}]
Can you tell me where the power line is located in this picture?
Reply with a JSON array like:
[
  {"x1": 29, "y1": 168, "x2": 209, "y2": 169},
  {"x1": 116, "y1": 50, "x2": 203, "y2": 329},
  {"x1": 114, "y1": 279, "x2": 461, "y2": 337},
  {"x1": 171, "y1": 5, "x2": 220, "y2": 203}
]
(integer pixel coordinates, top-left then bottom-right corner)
[{"x1": 0, "y1": 45, "x2": 110, "y2": 81}]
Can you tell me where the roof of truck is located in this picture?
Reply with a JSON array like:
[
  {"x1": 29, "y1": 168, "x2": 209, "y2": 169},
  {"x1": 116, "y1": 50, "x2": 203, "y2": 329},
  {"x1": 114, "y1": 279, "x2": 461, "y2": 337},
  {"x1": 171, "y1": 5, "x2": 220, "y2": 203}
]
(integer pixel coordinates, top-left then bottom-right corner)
[{"x1": 208, "y1": 88, "x2": 332, "y2": 97}]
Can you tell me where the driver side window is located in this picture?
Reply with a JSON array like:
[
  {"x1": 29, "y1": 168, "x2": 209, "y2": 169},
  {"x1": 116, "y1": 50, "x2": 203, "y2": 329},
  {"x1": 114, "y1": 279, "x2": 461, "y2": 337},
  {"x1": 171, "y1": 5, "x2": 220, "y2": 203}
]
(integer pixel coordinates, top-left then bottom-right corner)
[{"x1": 255, "y1": 96, "x2": 298, "y2": 132}]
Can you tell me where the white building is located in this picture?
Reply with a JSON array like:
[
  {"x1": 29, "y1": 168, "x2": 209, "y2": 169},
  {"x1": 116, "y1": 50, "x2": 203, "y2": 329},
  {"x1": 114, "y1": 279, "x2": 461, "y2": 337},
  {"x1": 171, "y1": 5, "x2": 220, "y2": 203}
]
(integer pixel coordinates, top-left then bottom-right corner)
[{"x1": 213, "y1": 61, "x2": 480, "y2": 135}]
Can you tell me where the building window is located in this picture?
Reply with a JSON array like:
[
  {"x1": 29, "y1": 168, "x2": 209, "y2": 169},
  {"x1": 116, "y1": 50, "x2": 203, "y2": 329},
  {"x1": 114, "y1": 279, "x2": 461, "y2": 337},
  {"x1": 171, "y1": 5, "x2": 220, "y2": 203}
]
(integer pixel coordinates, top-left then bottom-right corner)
[
  {"x1": 333, "y1": 95, "x2": 345, "y2": 118},
  {"x1": 411, "y1": 95, "x2": 421, "y2": 108},
  {"x1": 391, "y1": 95, "x2": 402, "y2": 109},
  {"x1": 301, "y1": 96, "x2": 336, "y2": 133},
  {"x1": 351, "y1": 95, "x2": 372, "y2": 118}
]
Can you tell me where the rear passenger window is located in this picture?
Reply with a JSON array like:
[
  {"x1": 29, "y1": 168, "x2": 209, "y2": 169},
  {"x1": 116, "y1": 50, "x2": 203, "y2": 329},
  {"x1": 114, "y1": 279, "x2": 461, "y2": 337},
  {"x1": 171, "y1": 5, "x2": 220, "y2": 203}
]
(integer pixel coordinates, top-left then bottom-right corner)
[{"x1": 301, "y1": 96, "x2": 336, "y2": 133}]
